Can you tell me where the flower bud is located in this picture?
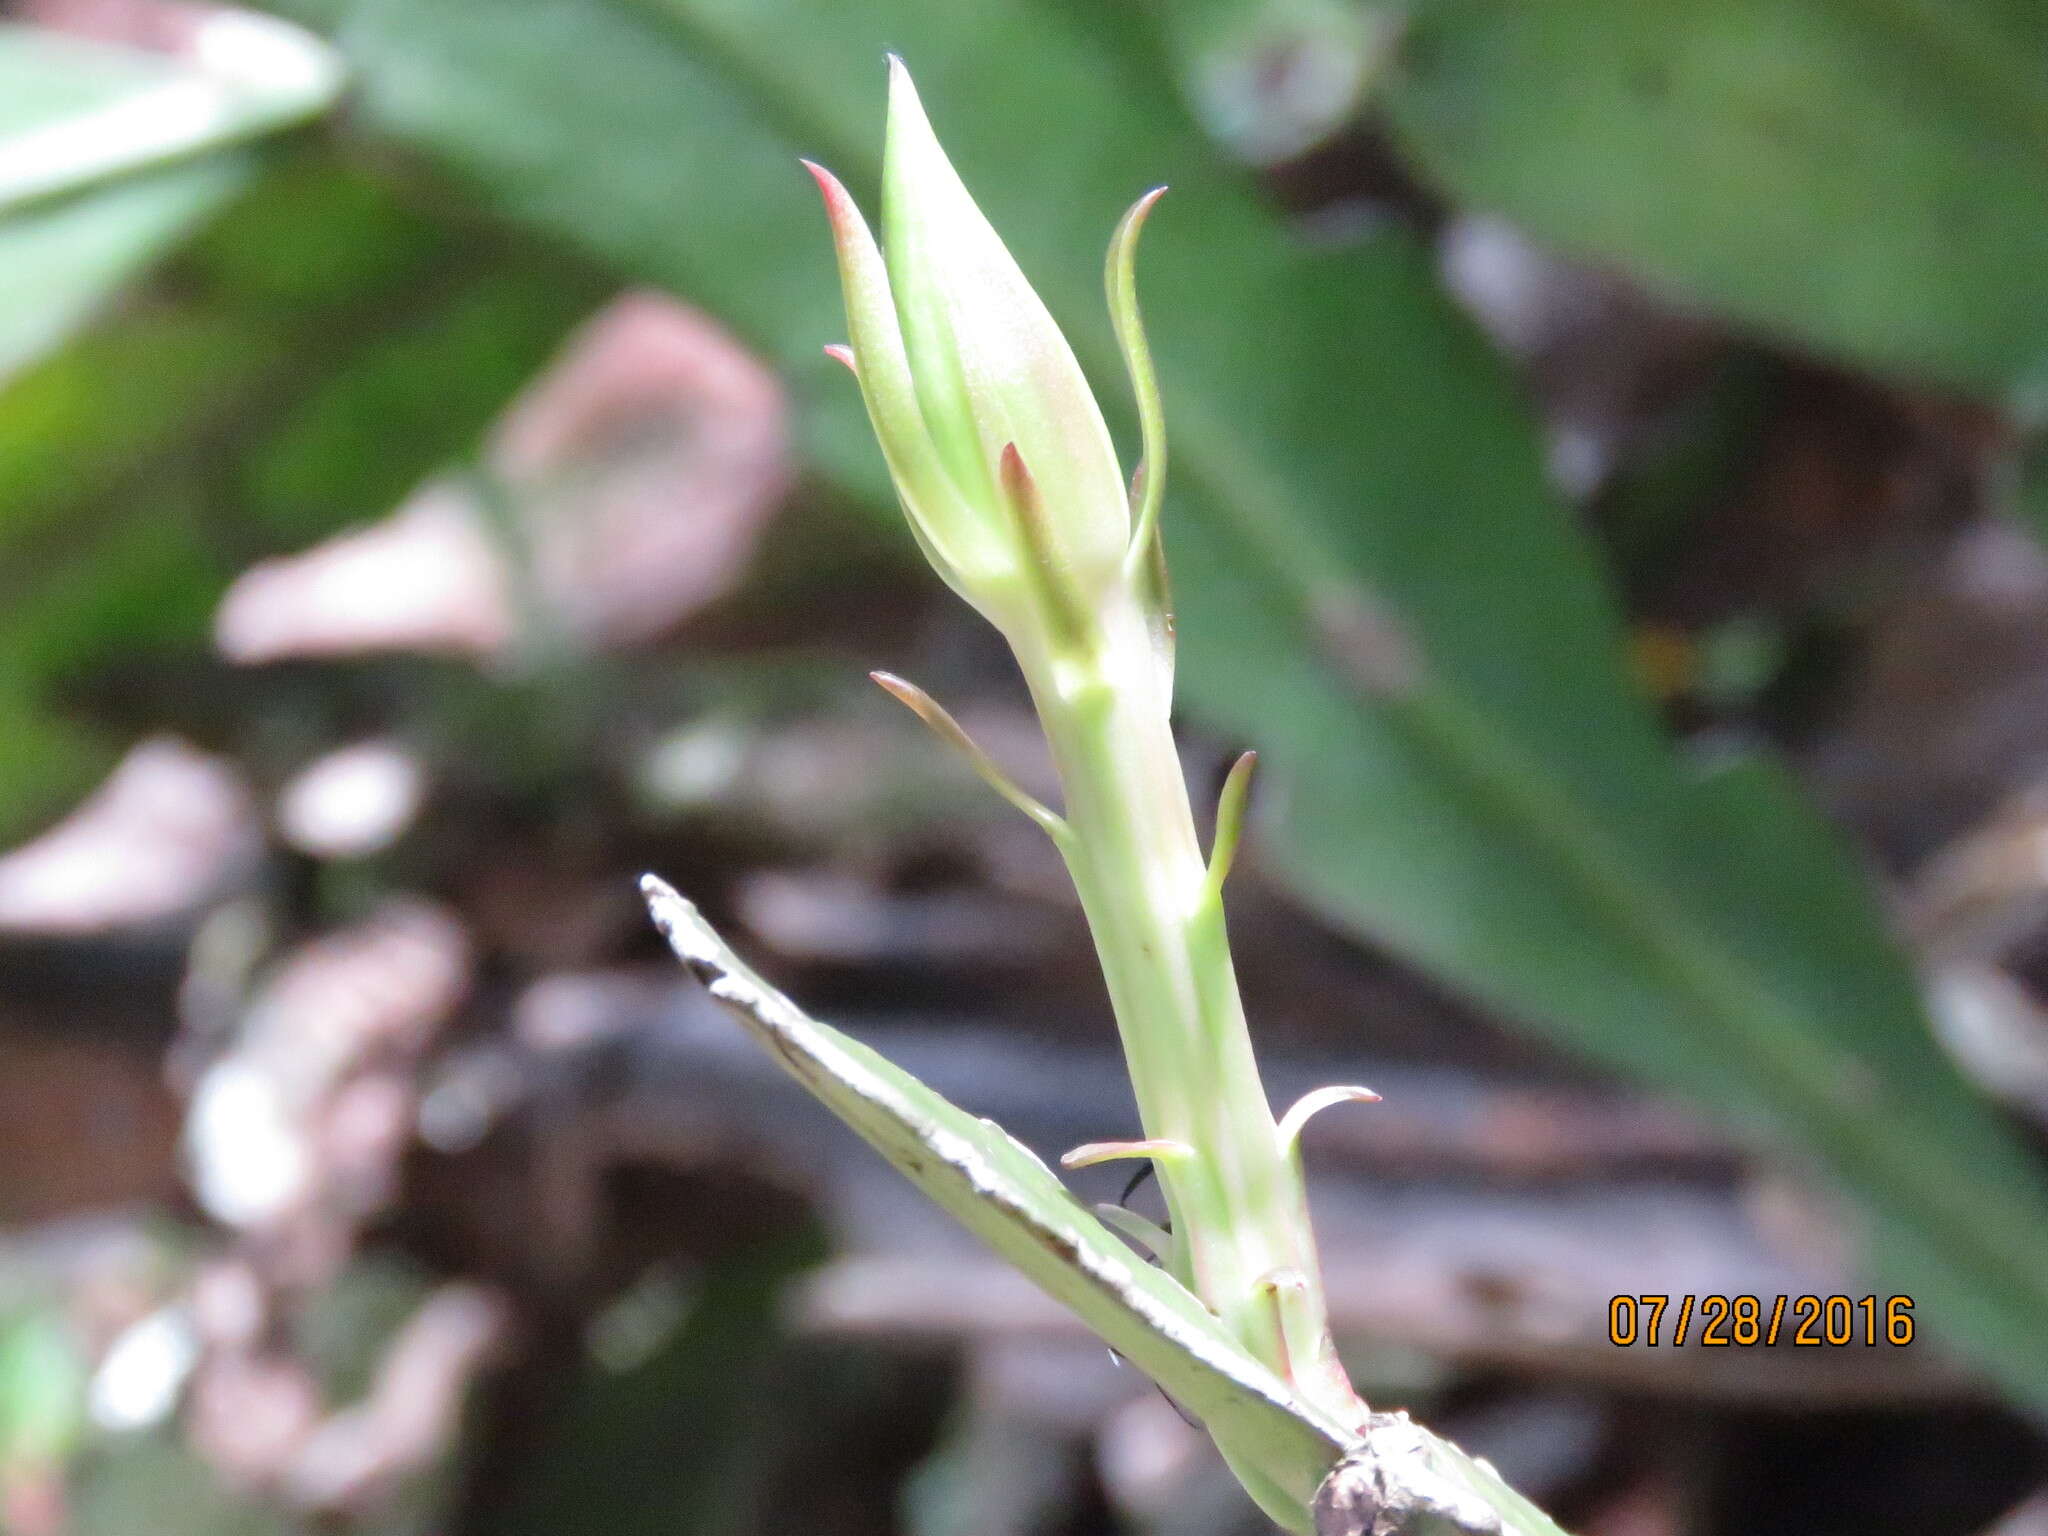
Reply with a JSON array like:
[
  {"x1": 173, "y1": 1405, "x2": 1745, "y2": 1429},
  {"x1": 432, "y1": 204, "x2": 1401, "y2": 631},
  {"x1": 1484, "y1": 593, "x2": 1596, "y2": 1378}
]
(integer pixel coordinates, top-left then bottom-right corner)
[{"x1": 807, "y1": 59, "x2": 1145, "y2": 645}]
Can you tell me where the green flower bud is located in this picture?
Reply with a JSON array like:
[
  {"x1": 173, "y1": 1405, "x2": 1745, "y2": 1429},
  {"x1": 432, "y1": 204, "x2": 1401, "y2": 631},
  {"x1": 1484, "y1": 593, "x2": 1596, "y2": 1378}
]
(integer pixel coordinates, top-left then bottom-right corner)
[
  {"x1": 803, "y1": 59, "x2": 1377, "y2": 1503},
  {"x1": 807, "y1": 59, "x2": 1155, "y2": 650}
]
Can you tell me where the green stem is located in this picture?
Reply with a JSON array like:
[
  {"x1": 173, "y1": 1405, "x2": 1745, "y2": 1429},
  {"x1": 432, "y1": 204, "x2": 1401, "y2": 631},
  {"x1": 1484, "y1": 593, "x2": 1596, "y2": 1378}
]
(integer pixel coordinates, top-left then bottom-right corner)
[{"x1": 1019, "y1": 598, "x2": 1361, "y2": 1429}]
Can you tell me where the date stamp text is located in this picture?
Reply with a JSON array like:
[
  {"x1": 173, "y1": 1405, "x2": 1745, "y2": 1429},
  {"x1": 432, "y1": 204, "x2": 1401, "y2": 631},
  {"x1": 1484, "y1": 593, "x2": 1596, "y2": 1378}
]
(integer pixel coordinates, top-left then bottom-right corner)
[{"x1": 1608, "y1": 1294, "x2": 1915, "y2": 1347}]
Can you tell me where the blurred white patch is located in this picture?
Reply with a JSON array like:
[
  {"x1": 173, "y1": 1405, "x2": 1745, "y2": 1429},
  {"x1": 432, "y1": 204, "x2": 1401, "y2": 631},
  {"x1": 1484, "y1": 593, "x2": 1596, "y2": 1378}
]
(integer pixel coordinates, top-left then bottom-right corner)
[
  {"x1": 1950, "y1": 518, "x2": 2048, "y2": 611},
  {"x1": 239, "y1": 899, "x2": 469, "y2": 1073},
  {"x1": 1928, "y1": 965, "x2": 2048, "y2": 1116},
  {"x1": 588, "y1": 1264, "x2": 694, "y2": 1374},
  {"x1": 497, "y1": 294, "x2": 792, "y2": 646},
  {"x1": 283, "y1": 1284, "x2": 508, "y2": 1511},
  {"x1": 1098, "y1": 1391, "x2": 1209, "y2": 1518},
  {"x1": 1545, "y1": 425, "x2": 1613, "y2": 502},
  {"x1": 416, "y1": 1048, "x2": 523, "y2": 1154},
  {"x1": 1179, "y1": 1, "x2": 1394, "y2": 165},
  {"x1": 186, "y1": 1058, "x2": 310, "y2": 1227},
  {"x1": 89, "y1": 1306, "x2": 199, "y2": 1433},
  {"x1": 0, "y1": 78, "x2": 229, "y2": 206},
  {"x1": 184, "y1": 900, "x2": 470, "y2": 1236},
  {"x1": 214, "y1": 491, "x2": 516, "y2": 662},
  {"x1": 190, "y1": 9, "x2": 341, "y2": 101},
  {"x1": 189, "y1": 1261, "x2": 267, "y2": 1351},
  {"x1": 1439, "y1": 216, "x2": 1572, "y2": 359},
  {"x1": 637, "y1": 719, "x2": 752, "y2": 809},
  {"x1": 213, "y1": 293, "x2": 789, "y2": 664},
  {"x1": 0, "y1": 737, "x2": 257, "y2": 934},
  {"x1": 277, "y1": 740, "x2": 425, "y2": 859},
  {"x1": 1, "y1": 9, "x2": 338, "y2": 209}
]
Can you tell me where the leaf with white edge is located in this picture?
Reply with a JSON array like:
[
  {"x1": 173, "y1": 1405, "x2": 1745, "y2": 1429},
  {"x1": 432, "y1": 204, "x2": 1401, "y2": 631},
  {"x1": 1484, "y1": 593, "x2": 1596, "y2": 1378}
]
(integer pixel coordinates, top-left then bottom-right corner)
[
  {"x1": 641, "y1": 874, "x2": 1345, "y2": 1531},
  {"x1": 641, "y1": 875, "x2": 1575, "y2": 1536}
]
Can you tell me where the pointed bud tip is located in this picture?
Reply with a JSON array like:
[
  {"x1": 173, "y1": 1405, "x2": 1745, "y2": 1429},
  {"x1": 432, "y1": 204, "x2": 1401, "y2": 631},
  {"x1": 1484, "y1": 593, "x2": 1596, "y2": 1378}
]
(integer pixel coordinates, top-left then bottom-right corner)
[
  {"x1": 870, "y1": 671, "x2": 936, "y2": 718},
  {"x1": 883, "y1": 52, "x2": 943, "y2": 158},
  {"x1": 1114, "y1": 187, "x2": 1170, "y2": 247},
  {"x1": 997, "y1": 441, "x2": 1034, "y2": 494},
  {"x1": 800, "y1": 158, "x2": 852, "y2": 211},
  {"x1": 804, "y1": 159, "x2": 880, "y2": 260}
]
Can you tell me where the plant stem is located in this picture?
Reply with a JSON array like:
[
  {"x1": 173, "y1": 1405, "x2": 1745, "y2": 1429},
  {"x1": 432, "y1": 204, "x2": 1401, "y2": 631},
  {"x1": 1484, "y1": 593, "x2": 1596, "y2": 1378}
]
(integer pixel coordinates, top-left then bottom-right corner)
[{"x1": 1019, "y1": 595, "x2": 1363, "y2": 1430}]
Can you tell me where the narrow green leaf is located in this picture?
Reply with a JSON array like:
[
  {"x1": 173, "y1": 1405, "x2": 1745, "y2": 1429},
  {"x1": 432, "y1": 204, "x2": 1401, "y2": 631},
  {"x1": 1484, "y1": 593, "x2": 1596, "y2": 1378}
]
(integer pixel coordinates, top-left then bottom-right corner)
[
  {"x1": 640, "y1": 875, "x2": 1347, "y2": 1530},
  {"x1": 641, "y1": 876, "x2": 1573, "y2": 1536}
]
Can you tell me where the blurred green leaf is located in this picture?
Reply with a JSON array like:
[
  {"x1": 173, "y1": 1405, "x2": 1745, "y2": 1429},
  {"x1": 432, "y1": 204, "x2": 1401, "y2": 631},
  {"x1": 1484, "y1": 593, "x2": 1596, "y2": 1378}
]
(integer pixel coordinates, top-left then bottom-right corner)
[
  {"x1": 0, "y1": 1307, "x2": 87, "y2": 1474},
  {"x1": 294, "y1": 1257, "x2": 434, "y2": 1409},
  {"x1": 1375, "y1": 0, "x2": 2048, "y2": 400},
  {"x1": 493, "y1": 1237, "x2": 819, "y2": 1536},
  {"x1": 0, "y1": 18, "x2": 341, "y2": 381},
  {"x1": 244, "y1": 0, "x2": 2048, "y2": 1413},
  {"x1": 72, "y1": 1435, "x2": 294, "y2": 1536},
  {"x1": 0, "y1": 24, "x2": 340, "y2": 818},
  {"x1": 0, "y1": 18, "x2": 339, "y2": 211},
  {"x1": 0, "y1": 154, "x2": 252, "y2": 386},
  {"x1": 0, "y1": 153, "x2": 605, "y2": 836}
]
